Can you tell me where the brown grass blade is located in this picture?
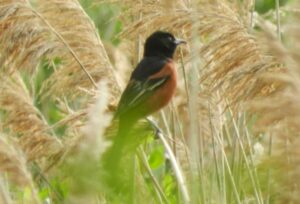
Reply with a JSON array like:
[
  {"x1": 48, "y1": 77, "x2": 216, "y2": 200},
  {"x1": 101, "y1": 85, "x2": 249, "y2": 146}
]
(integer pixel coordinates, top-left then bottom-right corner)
[
  {"x1": 35, "y1": 0, "x2": 120, "y2": 100},
  {"x1": 0, "y1": 0, "x2": 57, "y2": 74},
  {"x1": 0, "y1": 73, "x2": 62, "y2": 161},
  {"x1": 0, "y1": 135, "x2": 40, "y2": 203},
  {"x1": 0, "y1": 136, "x2": 32, "y2": 186},
  {"x1": 0, "y1": 0, "x2": 120, "y2": 101},
  {"x1": 249, "y1": 2, "x2": 300, "y2": 202}
]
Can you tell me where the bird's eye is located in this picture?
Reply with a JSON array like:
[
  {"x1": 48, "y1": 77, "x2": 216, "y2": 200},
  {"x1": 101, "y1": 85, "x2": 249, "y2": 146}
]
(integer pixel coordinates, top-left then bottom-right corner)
[{"x1": 167, "y1": 36, "x2": 173, "y2": 41}]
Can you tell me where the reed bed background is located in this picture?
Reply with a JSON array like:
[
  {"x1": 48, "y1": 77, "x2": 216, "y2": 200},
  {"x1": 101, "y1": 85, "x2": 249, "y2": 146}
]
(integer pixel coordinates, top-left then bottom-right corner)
[{"x1": 0, "y1": 0, "x2": 299, "y2": 203}]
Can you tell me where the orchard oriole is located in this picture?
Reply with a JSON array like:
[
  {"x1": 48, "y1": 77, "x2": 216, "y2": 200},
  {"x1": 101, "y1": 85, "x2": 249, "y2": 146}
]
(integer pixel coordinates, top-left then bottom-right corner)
[
  {"x1": 115, "y1": 31, "x2": 186, "y2": 127},
  {"x1": 105, "y1": 31, "x2": 185, "y2": 176}
]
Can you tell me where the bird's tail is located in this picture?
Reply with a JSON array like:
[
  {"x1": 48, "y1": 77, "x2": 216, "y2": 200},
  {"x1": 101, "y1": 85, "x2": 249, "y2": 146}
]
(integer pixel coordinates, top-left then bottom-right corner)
[
  {"x1": 103, "y1": 117, "x2": 134, "y2": 172},
  {"x1": 101, "y1": 117, "x2": 136, "y2": 197}
]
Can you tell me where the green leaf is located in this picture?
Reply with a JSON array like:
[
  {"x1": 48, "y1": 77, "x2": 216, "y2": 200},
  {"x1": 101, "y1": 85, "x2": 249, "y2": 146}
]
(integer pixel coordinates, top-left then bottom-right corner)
[
  {"x1": 255, "y1": 0, "x2": 291, "y2": 14},
  {"x1": 148, "y1": 146, "x2": 165, "y2": 169}
]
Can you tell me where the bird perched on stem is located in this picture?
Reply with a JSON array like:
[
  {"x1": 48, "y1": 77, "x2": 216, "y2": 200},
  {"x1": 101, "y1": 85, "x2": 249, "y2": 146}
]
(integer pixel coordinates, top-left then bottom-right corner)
[{"x1": 105, "y1": 31, "x2": 186, "y2": 174}]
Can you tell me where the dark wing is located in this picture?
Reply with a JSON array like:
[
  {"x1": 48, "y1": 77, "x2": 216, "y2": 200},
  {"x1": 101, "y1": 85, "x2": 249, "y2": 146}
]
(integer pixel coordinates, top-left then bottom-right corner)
[{"x1": 114, "y1": 76, "x2": 169, "y2": 118}]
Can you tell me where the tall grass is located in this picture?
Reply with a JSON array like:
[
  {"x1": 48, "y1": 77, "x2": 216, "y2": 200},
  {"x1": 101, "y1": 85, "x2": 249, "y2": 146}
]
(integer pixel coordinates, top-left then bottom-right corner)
[{"x1": 0, "y1": 0, "x2": 299, "y2": 203}]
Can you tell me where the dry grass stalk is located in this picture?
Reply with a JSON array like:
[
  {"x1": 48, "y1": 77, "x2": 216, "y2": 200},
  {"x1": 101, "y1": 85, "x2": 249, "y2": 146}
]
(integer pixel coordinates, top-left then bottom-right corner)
[
  {"x1": 0, "y1": 0, "x2": 123, "y2": 164},
  {"x1": 44, "y1": 81, "x2": 114, "y2": 169},
  {"x1": 55, "y1": 82, "x2": 113, "y2": 203},
  {"x1": 0, "y1": 135, "x2": 40, "y2": 203},
  {"x1": 49, "y1": 81, "x2": 113, "y2": 162},
  {"x1": 0, "y1": 0, "x2": 58, "y2": 74},
  {"x1": 0, "y1": 73, "x2": 62, "y2": 161},
  {"x1": 80, "y1": 81, "x2": 112, "y2": 159},
  {"x1": 104, "y1": 42, "x2": 132, "y2": 88},
  {"x1": 0, "y1": 136, "x2": 31, "y2": 186},
  {"x1": 249, "y1": 4, "x2": 300, "y2": 202},
  {"x1": 0, "y1": 179, "x2": 12, "y2": 204},
  {"x1": 35, "y1": 0, "x2": 120, "y2": 100},
  {"x1": 0, "y1": 0, "x2": 119, "y2": 101}
]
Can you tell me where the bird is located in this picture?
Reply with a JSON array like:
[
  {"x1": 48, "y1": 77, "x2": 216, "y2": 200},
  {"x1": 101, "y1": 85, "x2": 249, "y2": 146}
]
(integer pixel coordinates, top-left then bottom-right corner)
[
  {"x1": 104, "y1": 31, "x2": 186, "y2": 175},
  {"x1": 115, "y1": 31, "x2": 186, "y2": 129}
]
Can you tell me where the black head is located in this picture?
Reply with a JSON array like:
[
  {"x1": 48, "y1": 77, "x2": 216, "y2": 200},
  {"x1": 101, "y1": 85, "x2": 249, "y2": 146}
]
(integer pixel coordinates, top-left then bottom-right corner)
[{"x1": 144, "y1": 31, "x2": 186, "y2": 58}]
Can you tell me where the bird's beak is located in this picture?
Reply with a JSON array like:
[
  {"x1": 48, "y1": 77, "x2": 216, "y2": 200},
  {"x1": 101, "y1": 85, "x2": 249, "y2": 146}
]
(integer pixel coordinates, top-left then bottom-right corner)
[{"x1": 174, "y1": 39, "x2": 187, "y2": 45}]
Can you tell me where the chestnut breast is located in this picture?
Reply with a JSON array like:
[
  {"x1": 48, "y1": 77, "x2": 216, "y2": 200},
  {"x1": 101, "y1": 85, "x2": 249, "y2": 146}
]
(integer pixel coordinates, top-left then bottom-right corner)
[{"x1": 145, "y1": 60, "x2": 177, "y2": 114}]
